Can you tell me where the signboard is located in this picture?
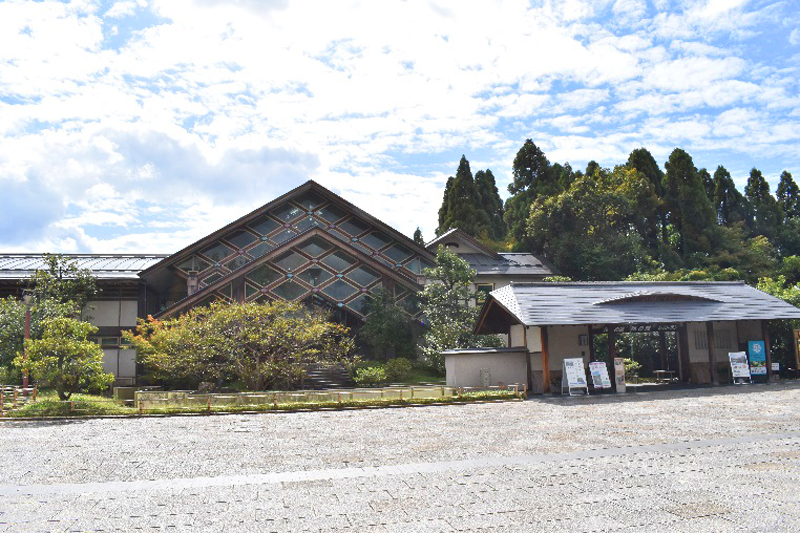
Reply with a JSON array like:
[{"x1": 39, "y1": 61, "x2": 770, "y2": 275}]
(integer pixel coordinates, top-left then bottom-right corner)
[
  {"x1": 589, "y1": 362, "x2": 612, "y2": 389},
  {"x1": 613, "y1": 358, "x2": 626, "y2": 393},
  {"x1": 728, "y1": 352, "x2": 751, "y2": 383},
  {"x1": 561, "y1": 358, "x2": 589, "y2": 396},
  {"x1": 594, "y1": 324, "x2": 678, "y2": 334},
  {"x1": 772, "y1": 363, "x2": 780, "y2": 372},
  {"x1": 748, "y1": 340, "x2": 767, "y2": 376}
]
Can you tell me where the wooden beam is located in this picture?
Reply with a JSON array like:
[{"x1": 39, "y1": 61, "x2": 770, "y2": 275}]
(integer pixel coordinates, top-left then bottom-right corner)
[
  {"x1": 608, "y1": 328, "x2": 616, "y2": 392},
  {"x1": 541, "y1": 327, "x2": 551, "y2": 394},
  {"x1": 523, "y1": 326, "x2": 533, "y2": 396},
  {"x1": 763, "y1": 320, "x2": 773, "y2": 381},
  {"x1": 706, "y1": 321, "x2": 718, "y2": 385}
]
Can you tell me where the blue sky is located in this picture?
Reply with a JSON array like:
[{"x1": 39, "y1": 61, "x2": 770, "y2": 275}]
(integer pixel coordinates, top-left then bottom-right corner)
[{"x1": 1, "y1": 0, "x2": 799, "y2": 253}]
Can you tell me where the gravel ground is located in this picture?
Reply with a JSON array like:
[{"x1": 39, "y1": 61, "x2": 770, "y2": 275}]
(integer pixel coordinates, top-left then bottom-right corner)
[{"x1": 2, "y1": 382, "x2": 800, "y2": 532}]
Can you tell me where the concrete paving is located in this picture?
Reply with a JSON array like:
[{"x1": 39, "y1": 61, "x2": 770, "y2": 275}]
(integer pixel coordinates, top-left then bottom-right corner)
[{"x1": 2, "y1": 383, "x2": 800, "y2": 532}]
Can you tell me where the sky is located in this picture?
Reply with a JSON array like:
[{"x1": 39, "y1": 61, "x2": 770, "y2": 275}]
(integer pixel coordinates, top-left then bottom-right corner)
[{"x1": 1, "y1": 0, "x2": 799, "y2": 254}]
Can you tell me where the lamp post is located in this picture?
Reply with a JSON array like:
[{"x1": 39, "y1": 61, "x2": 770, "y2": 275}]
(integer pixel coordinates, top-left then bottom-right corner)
[{"x1": 22, "y1": 290, "x2": 32, "y2": 393}]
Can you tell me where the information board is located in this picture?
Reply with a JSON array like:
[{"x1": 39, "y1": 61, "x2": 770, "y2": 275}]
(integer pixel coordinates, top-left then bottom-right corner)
[
  {"x1": 748, "y1": 340, "x2": 767, "y2": 375},
  {"x1": 613, "y1": 357, "x2": 626, "y2": 393},
  {"x1": 728, "y1": 351, "x2": 751, "y2": 383},
  {"x1": 561, "y1": 358, "x2": 589, "y2": 396},
  {"x1": 772, "y1": 362, "x2": 780, "y2": 372},
  {"x1": 589, "y1": 361, "x2": 612, "y2": 389}
]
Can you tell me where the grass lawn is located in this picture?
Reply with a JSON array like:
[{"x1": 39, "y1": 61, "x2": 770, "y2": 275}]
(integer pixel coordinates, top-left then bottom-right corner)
[{"x1": 9, "y1": 391, "x2": 135, "y2": 417}]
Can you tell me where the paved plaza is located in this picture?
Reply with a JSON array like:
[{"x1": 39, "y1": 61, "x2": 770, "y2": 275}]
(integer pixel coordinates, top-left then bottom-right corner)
[{"x1": 2, "y1": 383, "x2": 800, "y2": 532}]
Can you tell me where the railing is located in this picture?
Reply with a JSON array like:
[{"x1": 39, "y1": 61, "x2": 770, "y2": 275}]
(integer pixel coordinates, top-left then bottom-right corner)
[{"x1": 0, "y1": 386, "x2": 38, "y2": 416}]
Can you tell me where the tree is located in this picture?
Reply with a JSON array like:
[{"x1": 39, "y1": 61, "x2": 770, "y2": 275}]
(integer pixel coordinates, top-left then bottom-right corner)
[
  {"x1": 756, "y1": 276, "x2": 800, "y2": 373},
  {"x1": 712, "y1": 165, "x2": 749, "y2": 226},
  {"x1": 627, "y1": 147, "x2": 668, "y2": 253},
  {"x1": 359, "y1": 289, "x2": 415, "y2": 359},
  {"x1": 777, "y1": 170, "x2": 800, "y2": 219},
  {"x1": 745, "y1": 167, "x2": 781, "y2": 243},
  {"x1": 419, "y1": 247, "x2": 500, "y2": 373},
  {"x1": 437, "y1": 177, "x2": 454, "y2": 232},
  {"x1": 662, "y1": 148, "x2": 716, "y2": 260},
  {"x1": 527, "y1": 166, "x2": 652, "y2": 280},
  {"x1": 0, "y1": 297, "x2": 75, "y2": 370},
  {"x1": 474, "y1": 169, "x2": 506, "y2": 240},
  {"x1": 413, "y1": 227, "x2": 424, "y2": 246},
  {"x1": 504, "y1": 140, "x2": 556, "y2": 245},
  {"x1": 27, "y1": 254, "x2": 98, "y2": 313},
  {"x1": 126, "y1": 300, "x2": 354, "y2": 391},
  {"x1": 15, "y1": 317, "x2": 113, "y2": 400},
  {"x1": 698, "y1": 168, "x2": 714, "y2": 202},
  {"x1": 437, "y1": 156, "x2": 490, "y2": 237}
]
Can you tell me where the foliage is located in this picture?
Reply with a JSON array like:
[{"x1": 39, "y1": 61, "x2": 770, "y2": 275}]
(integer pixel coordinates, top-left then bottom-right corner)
[
  {"x1": 505, "y1": 139, "x2": 558, "y2": 245},
  {"x1": 413, "y1": 227, "x2": 425, "y2": 246},
  {"x1": 712, "y1": 166, "x2": 749, "y2": 226},
  {"x1": 419, "y1": 247, "x2": 501, "y2": 373},
  {"x1": 437, "y1": 155, "x2": 490, "y2": 237},
  {"x1": 359, "y1": 289, "x2": 415, "y2": 359},
  {"x1": 745, "y1": 167, "x2": 782, "y2": 242},
  {"x1": 125, "y1": 300, "x2": 354, "y2": 391},
  {"x1": 777, "y1": 171, "x2": 800, "y2": 219},
  {"x1": 353, "y1": 366, "x2": 387, "y2": 386},
  {"x1": 27, "y1": 254, "x2": 99, "y2": 313},
  {"x1": 623, "y1": 358, "x2": 642, "y2": 379},
  {"x1": 384, "y1": 357, "x2": 413, "y2": 382},
  {"x1": 14, "y1": 317, "x2": 114, "y2": 401},
  {"x1": 474, "y1": 169, "x2": 507, "y2": 240},
  {"x1": 10, "y1": 391, "x2": 132, "y2": 417},
  {"x1": 0, "y1": 297, "x2": 75, "y2": 369},
  {"x1": 663, "y1": 148, "x2": 716, "y2": 259}
]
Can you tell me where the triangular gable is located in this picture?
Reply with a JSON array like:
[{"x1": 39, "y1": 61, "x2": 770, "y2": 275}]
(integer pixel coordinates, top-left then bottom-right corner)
[
  {"x1": 425, "y1": 228, "x2": 501, "y2": 258},
  {"x1": 141, "y1": 180, "x2": 434, "y2": 280},
  {"x1": 156, "y1": 227, "x2": 424, "y2": 319}
]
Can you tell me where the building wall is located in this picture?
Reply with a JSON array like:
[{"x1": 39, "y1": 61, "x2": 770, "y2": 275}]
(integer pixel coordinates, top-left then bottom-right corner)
[
  {"x1": 686, "y1": 320, "x2": 751, "y2": 384},
  {"x1": 445, "y1": 350, "x2": 528, "y2": 388},
  {"x1": 85, "y1": 299, "x2": 139, "y2": 384}
]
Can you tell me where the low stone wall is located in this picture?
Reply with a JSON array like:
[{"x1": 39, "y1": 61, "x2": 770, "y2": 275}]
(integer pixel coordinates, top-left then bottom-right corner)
[{"x1": 444, "y1": 348, "x2": 528, "y2": 388}]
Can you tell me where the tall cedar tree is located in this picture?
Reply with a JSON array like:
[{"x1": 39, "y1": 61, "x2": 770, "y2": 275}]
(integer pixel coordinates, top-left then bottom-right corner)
[
  {"x1": 627, "y1": 148, "x2": 667, "y2": 248},
  {"x1": 504, "y1": 139, "x2": 556, "y2": 245},
  {"x1": 713, "y1": 166, "x2": 749, "y2": 226},
  {"x1": 413, "y1": 227, "x2": 425, "y2": 246},
  {"x1": 438, "y1": 156, "x2": 490, "y2": 237},
  {"x1": 663, "y1": 148, "x2": 716, "y2": 259},
  {"x1": 744, "y1": 168, "x2": 781, "y2": 242},
  {"x1": 777, "y1": 171, "x2": 800, "y2": 219},
  {"x1": 437, "y1": 177, "x2": 454, "y2": 231},
  {"x1": 474, "y1": 169, "x2": 506, "y2": 240}
]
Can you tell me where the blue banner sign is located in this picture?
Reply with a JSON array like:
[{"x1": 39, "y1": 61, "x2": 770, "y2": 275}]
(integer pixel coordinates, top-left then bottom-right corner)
[{"x1": 748, "y1": 340, "x2": 767, "y2": 375}]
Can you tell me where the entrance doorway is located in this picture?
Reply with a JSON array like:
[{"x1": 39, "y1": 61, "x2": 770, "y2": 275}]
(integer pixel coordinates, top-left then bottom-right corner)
[{"x1": 590, "y1": 328, "x2": 682, "y2": 385}]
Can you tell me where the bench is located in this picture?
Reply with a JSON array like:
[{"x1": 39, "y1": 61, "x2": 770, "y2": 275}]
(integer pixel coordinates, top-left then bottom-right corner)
[{"x1": 653, "y1": 370, "x2": 676, "y2": 382}]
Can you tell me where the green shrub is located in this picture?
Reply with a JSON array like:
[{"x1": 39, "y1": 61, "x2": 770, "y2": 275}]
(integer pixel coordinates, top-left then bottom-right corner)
[
  {"x1": 384, "y1": 358, "x2": 413, "y2": 382},
  {"x1": 354, "y1": 366, "x2": 387, "y2": 386},
  {"x1": 624, "y1": 358, "x2": 642, "y2": 378}
]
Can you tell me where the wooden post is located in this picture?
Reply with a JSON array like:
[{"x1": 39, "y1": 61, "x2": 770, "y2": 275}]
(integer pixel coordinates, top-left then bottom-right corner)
[
  {"x1": 541, "y1": 327, "x2": 551, "y2": 394},
  {"x1": 608, "y1": 328, "x2": 616, "y2": 391},
  {"x1": 588, "y1": 329, "x2": 596, "y2": 363},
  {"x1": 706, "y1": 322, "x2": 718, "y2": 385},
  {"x1": 763, "y1": 320, "x2": 773, "y2": 381},
  {"x1": 794, "y1": 329, "x2": 800, "y2": 378},
  {"x1": 523, "y1": 326, "x2": 533, "y2": 395},
  {"x1": 658, "y1": 331, "x2": 668, "y2": 370},
  {"x1": 678, "y1": 324, "x2": 690, "y2": 383}
]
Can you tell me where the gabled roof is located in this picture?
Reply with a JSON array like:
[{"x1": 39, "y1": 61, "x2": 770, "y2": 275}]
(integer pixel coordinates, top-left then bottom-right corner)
[
  {"x1": 156, "y1": 226, "x2": 423, "y2": 318},
  {"x1": 459, "y1": 253, "x2": 556, "y2": 277},
  {"x1": 0, "y1": 254, "x2": 166, "y2": 280},
  {"x1": 140, "y1": 180, "x2": 433, "y2": 279},
  {"x1": 426, "y1": 228, "x2": 501, "y2": 258},
  {"x1": 475, "y1": 281, "x2": 800, "y2": 332}
]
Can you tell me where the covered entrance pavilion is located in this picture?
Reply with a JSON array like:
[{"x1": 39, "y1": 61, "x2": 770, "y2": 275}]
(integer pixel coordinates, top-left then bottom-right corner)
[{"x1": 448, "y1": 281, "x2": 800, "y2": 394}]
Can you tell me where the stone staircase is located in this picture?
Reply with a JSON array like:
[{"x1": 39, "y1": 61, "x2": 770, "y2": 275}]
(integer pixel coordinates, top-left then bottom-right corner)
[{"x1": 303, "y1": 364, "x2": 354, "y2": 389}]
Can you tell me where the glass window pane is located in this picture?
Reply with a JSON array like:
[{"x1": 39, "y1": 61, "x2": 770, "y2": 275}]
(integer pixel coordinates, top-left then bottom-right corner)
[
  {"x1": 224, "y1": 230, "x2": 258, "y2": 249},
  {"x1": 321, "y1": 251, "x2": 356, "y2": 272},
  {"x1": 383, "y1": 243, "x2": 413, "y2": 263},
  {"x1": 245, "y1": 283, "x2": 260, "y2": 299},
  {"x1": 246, "y1": 264, "x2": 281, "y2": 287},
  {"x1": 297, "y1": 267, "x2": 332, "y2": 287},
  {"x1": 272, "y1": 228, "x2": 297, "y2": 244},
  {"x1": 218, "y1": 283, "x2": 232, "y2": 300},
  {"x1": 271, "y1": 203, "x2": 304, "y2": 222},
  {"x1": 316, "y1": 203, "x2": 347, "y2": 223},
  {"x1": 400, "y1": 294, "x2": 422, "y2": 316},
  {"x1": 225, "y1": 255, "x2": 249, "y2": 271},
  {"x1": 321, "y1": 280, "x2": 358, "y2": 301},
  {"x1": 248, "y1": 241, "x2": 274, "y2": 258},
  {"x1": 298, "y1": 236, "x2": 332, "y2": 257},
  {"x1": 338, "y1": 217, "x2": 370, "y2": 237},
  {"x1": 361, "y1": 231, "x2": 390, "y2": 250},
  {"x1": 294, "y1": 191, "x2": 325, "y2": 210},
  {"x1": 248, "y1": 216, "x2": 280, "y2": 236},
  {"x1": 274, "y1": 251, "x2": 307, "y2": 272},
  {"x1": 347, "y1": 293, "x2": 370, "y2": 316},
  {"x1": 347, "y1": 266, "x2": 380, "y2": 287},
  {"x1": 201, "y1": 272, "x2": 223, "y2": 286},
  {"x1": 201, "y1": 242, "x2": 234, "y2": 263},
  {"x1": 295, "y1": 216, "x2": 321, "y2": 233},
  {"x1": 272, "y1": 280, "x2": 308, "y2": 301},
  {"x1": 176, "y1": 255, "x2": 209, "y2": 273}
]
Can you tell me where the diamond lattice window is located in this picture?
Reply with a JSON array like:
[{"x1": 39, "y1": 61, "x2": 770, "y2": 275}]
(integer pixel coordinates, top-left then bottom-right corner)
[
  {"x1": 225, "y1": 255, "x2": 249, "y2": 271},
  {"x1": 246, "y1": 264, "x2": 281, "y2": 287},
  {"x1": 294, "y1": 191, "x2": 325, "y2": 210},
  {"x1": 272, "y1": 280, "x2": 308, "y2": 301},
  {"x1": 338, "y1": 217, "x2": 370, "y2": 237},
  {"x1": 224, "y1": 230, "x2": 258, "y2": 249},
  {"x1": 295, "y1": 217, "x2": 320, "y2": 233},
  {"x1": 271, "y1": 203, "x2": 304, "y2": 223},
  {"x1": 201, "y1": 242, "x2": 234, "y2": 263},
  {"x1": 176, "y1": 255, "x2": 209, "y2": 273},
  {"x1": 297, "y1": 267, "x2": 332, "y2": 287},
  {"x1": 383, "y1": 244, "x2": 412, "y2": 263},
  {"x1": 346, "y1": 265, "x2": 380, "y2": 286},
  {"x1": 248, "y1": 216, "x2": 280, "y2": 236},
  {"x1": 321, "y1": 280, "x2": 358, "y2": 301},
  {"x1": 361, "y1": 231, "x2": 390, "y2": 251},
  {"x1": 272, "y1": 229, "x2": 297, "y2": 245},
  {"x1": 274, "y1": 251, "x2": 307, "y2": 272},
  {"x1": 346, "y1": 293, "x2": 370, "y2": 316},
  {"x1": 248, "y1": 241, "x2": 274, "y2": 258},
  {"x1": 297, "y1": 236, "x2": 332, "y2": 257},
  {"x1": 321, "y1": 251, "x2": 356, "y2": 272}
]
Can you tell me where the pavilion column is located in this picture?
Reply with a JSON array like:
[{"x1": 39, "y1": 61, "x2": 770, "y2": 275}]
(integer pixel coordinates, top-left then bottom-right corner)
[
  {"x1": 541, "y1": 327, "x2": 551, "y2": 394},
  {"x1": 763, "y1": 320, "x2": 773, "y2": 381},
  {"x1": 658, "y1": 331, "x2": 668, "y2": 370},
  {"x1": 678, "y1": 324, "x2": 690, "y2": 383},
  {"x1": 523, "y1": 326, "x2": 533, "y2": 395},
  {"x1": 608, "y1": 328, "x2": 617, "y2": 391},
  {"x1": 588, "y1": 329, "x2": 596, "y2": 363},
  {"x1": 706, "y1": 321, "x2": 718, "y2": 385}
]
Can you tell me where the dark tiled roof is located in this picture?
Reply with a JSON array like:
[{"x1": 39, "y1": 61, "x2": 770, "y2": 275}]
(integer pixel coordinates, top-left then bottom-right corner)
[
  {"x1": 460, "y1": 253, "x2": 556, "y2": 276},
  {"x1": 487, "y1": 281, "x2": 800, "y2": 326},
  {"x1": 0, "y1": 254, "x2": 167, "y2": 280}
]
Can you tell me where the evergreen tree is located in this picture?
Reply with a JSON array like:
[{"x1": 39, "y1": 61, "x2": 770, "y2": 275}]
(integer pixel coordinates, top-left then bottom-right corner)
[
  {"x1": 698, "y1": 168, "x2": 714, "y2": 201},
  {"x1": 413, "y1": 227, "x2": 424, "y2": 246},
  {"x1": 474, "y1": 169, "x2": 506, "y2": 240},
  {"x1": 437, "y1": 177, "x2": 454, "y2": 233},
  {"x1": 663, "y1": 148, "x2": 716, "y2": 259},
  {"x1": 504, "y1": 139, "x2": 555, "y2": 245},
  {"x1": 744, "y1": 167, "x2": 781, "y2": 242},
  {"x1": 438, "y1": 156, "x2": 489, "y2": 237},
  {"x1": 627, "y1": 148, "x2": 667, "y2": 247},
  {"x1": 777, "y1": 170, "x2": 800, "y2": 219},
  {"x1": 712, "y1": 165, "x2": 749, "y2": 226},
  {"x1": 585, "y1": 160, "x2": 600, "y2": 178}
]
